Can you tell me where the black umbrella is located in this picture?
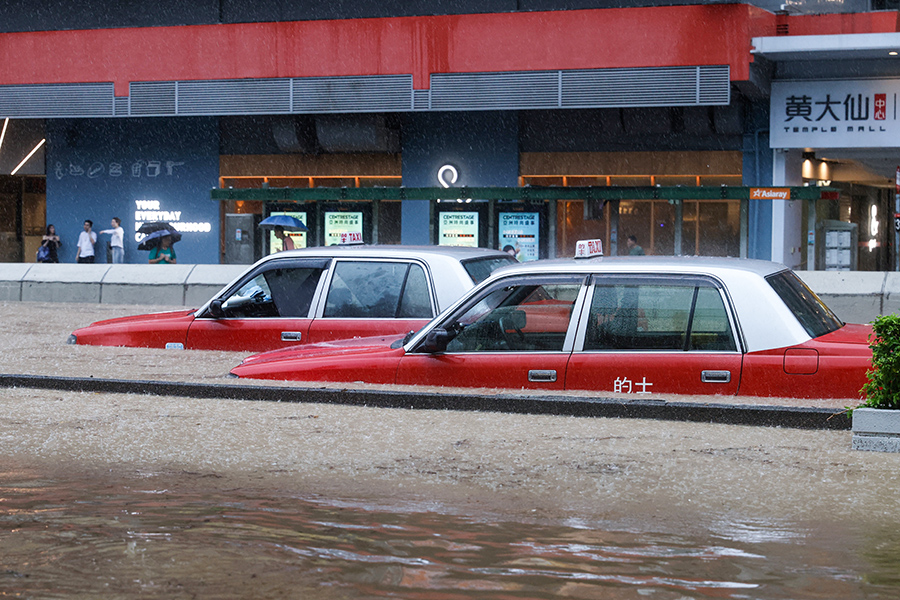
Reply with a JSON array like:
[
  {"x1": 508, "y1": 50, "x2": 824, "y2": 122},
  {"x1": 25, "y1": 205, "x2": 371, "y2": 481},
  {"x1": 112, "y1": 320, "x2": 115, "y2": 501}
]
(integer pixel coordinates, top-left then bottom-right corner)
[
  {"x1": 137, "y1": 228, "x2": 182, "y2": 251},
  {"x1": 137, "y1": 221, "x2": 180, "y2": 236}
]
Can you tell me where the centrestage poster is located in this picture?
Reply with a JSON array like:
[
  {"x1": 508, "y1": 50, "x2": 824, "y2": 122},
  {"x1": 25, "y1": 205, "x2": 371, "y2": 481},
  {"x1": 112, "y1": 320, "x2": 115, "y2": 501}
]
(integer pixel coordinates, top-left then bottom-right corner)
[
  {"x1": 499, "y1": 212, "x2": 539, "y2": 261},
  {"x1": 438, "y1": 212, "x2": 478, "y2": 247},
  {"x1": 325, "y1": 212, "x2": 363, "y2": 245},
  {"x1": 268, "y1": 211, "x2": 307, "y2": 253}
]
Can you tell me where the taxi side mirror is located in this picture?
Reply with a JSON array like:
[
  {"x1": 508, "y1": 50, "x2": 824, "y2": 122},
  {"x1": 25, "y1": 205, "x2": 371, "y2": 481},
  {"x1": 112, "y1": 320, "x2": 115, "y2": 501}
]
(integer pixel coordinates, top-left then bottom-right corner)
[
  {"x1": 208, "y1": 299, "x2": 225, "y2": 318},
  {"x1": 419, "y1": 328, "x2": 450, "y2": 353}
]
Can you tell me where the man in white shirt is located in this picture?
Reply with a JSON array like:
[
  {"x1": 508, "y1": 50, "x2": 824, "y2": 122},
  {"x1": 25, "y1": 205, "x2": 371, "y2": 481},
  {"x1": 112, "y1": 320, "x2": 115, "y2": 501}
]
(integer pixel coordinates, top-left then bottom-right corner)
[
  {"x1": 76, "y1": 219, "x2": 97, "y2": 263},
  {"x1": 99, "y1": 217, "x2": 125, "y2": 263}
]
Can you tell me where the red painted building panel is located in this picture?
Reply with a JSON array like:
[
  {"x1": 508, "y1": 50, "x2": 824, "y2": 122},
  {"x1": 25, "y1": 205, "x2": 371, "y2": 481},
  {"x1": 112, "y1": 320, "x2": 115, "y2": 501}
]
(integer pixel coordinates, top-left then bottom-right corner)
[{"x1": 0, "y1": 5, "x2": 802, "y2": 95}]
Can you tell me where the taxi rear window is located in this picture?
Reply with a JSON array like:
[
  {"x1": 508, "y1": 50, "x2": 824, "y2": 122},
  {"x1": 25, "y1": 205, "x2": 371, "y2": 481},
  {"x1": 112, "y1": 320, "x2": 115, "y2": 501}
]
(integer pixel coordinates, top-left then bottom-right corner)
[
  {"x1": 462, "y1": 256, "x2": 517, "y2": 284},
  {"x1": 766, "y1": 270, "x2": 843, "y2": 338}
]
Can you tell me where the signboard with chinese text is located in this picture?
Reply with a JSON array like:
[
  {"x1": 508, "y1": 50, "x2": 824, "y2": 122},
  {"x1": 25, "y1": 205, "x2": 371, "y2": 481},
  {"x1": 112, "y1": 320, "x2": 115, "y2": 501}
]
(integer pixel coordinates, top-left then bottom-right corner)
[
  {"x1": 438, "y1": 212, "x2": 479, "y2": 247},
  {"x1": 498, "y1": 212, "x2": 539, "y2": 261},
  {"x1": 324, "y1": 212, "x2": 363, "y2": 246},
  {"x1": 267, "y1": 211, "x2": 307, "y2": 254},
  {"x1": 771, "y1": 80, "x2": 900, "y2": 148}
]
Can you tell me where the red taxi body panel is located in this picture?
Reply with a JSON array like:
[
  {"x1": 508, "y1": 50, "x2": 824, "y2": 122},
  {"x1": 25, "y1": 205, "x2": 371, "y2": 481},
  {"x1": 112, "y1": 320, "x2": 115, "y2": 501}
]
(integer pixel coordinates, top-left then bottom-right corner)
[
  {"x1": 737, "y1": 323, "x2": 872, "y2": 400},
  {"x1": 564, "y1": 352, "x2": 742, "y2": 396},
  {"x1": 396, "y1": 353, "x2": 570, "y2": 391},
  {"x1": 185, "y1": 317, "x2": 313, "y2": 352},
  {"x1": 233, "y1": 336, "x2": 405, "y2": 384},
  {"x1": 69, "y1": 310, "x2": 195, "y2": 349}
]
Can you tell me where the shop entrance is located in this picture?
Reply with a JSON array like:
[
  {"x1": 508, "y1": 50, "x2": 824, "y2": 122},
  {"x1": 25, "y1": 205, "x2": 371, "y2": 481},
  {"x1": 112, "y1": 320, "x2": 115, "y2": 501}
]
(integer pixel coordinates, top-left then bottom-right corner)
[
  {"x1": 213, "y1": 186, "x2": 832, "y2": 261},
  {"x1": 0, "y1": 176, "x2": 46, "y2": 262}
]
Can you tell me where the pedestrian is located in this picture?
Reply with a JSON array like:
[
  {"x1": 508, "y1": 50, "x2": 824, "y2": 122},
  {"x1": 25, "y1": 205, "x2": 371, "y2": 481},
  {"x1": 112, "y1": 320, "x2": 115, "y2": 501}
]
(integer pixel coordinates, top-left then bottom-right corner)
[
  {"x1": 38, "y1": 224, "x2": 61, "y2": 263},
  {"x1": 76, "y1": 219, "x2": 97, "y2": 263},
  {"x1": 273, "y1": 225, "x2": 295, "y2": 251},
  {"x1": 99, "y1": 217, "x2": 125, "y2": 263},
  {"x1": 626, "y1": 235, "x2": 645, "y2": 256},
  {"x1": 148, "y1": 234, "x2": 177, "y2": 264}
]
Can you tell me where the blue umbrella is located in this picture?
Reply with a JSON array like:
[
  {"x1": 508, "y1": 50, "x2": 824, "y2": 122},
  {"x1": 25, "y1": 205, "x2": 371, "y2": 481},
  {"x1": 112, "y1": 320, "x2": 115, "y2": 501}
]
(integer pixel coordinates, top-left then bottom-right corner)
[
  {"x1": 259, "y1": 214, "x2": 308, "y2": 232},
  {"x1": 137, "y1": 228, "x2": 182, "y2": 250}
]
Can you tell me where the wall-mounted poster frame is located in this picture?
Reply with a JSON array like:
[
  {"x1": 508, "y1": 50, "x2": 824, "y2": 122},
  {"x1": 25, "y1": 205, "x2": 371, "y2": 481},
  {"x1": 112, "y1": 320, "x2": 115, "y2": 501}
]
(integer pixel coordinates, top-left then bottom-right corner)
[
  {"x1": 320, "y1": 202, "x2": 373, "y2": 246},
  {"x1": 434, "y1": 203, "x2": 489, "y2": 248},
  {"x1": 496, "y1": 201, "x2": 547, "y2": 261}
]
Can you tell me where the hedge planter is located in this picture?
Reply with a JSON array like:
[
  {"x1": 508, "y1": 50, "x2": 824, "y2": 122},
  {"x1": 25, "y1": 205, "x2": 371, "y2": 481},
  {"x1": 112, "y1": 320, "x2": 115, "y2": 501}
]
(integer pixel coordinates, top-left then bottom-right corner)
[{"x1": 852, "y1": 408, "x2": 900, "y2": 452}]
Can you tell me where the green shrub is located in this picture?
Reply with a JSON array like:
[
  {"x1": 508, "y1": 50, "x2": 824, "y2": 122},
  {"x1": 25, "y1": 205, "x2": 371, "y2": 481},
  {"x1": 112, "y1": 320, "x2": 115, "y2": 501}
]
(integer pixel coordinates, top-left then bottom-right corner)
[{"x1": 861, "y1": 314, "x2": 900, "y2": 409}]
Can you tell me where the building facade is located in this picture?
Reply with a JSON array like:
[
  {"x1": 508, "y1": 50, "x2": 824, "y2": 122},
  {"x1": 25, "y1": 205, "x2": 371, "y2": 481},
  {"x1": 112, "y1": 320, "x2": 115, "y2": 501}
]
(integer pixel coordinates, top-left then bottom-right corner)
[{"x1": 0, "y1": 0, "x2": 897, "y2": 268}]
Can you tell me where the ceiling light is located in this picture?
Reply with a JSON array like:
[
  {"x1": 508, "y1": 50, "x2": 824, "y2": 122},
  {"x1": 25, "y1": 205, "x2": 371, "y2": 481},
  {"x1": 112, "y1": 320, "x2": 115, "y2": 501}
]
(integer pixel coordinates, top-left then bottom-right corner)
[
  {"x1": 0, "y1": 118, "x2": 8, "y2": 155},
  {"x1": 10, "y1": 138, "x2": 45, "y2": 175},
  {"x1": 891, "y1": 51, "x2": 899, "y2": 56}
]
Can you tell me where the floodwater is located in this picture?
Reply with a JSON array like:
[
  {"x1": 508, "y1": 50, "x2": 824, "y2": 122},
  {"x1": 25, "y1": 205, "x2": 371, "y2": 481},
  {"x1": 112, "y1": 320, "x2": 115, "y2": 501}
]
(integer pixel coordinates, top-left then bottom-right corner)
[
  {"x1": 2, "y1": 463, "x2": 900, "y2": 599},
  {"x1": 3, "y1": 301, "x2": 900, "y2": 598}
]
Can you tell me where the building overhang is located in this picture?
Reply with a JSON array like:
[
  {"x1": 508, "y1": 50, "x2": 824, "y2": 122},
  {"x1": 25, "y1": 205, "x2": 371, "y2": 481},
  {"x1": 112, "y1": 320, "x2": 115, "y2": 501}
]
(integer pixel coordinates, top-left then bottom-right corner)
[{"x1": 752, "y1": 32, "x2": 900, "y2": 62}]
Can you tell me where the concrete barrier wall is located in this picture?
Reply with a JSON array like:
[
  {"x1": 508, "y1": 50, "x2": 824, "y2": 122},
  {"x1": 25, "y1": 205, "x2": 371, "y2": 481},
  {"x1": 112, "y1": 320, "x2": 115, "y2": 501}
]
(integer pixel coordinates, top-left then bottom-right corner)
[
  {"x1": 2, "y1": 264, "x2": 247, "y2": 307},
  {"x1": 0, "y1": 263, "x2": 895, "y2": 324}
]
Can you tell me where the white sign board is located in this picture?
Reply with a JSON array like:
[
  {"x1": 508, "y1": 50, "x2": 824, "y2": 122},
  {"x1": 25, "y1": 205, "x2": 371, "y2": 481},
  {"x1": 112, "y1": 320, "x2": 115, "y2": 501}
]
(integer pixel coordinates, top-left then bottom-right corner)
[{"x1": 771, "y1": 80, "x2": 898, "y2": 148}]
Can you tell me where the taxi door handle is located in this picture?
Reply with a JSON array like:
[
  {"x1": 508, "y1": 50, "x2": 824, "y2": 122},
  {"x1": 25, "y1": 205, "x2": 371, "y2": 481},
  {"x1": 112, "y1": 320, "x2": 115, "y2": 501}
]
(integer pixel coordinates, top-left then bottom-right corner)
[
  {"x1": 528, "y1": 369, "x2": 557, "y2": 383},
  {"x1": 281, "y1": 331, "x2": 303, "y2": 342},
  {"x1": 701, "y1": 370, "x2": 731, "y2": 383}
]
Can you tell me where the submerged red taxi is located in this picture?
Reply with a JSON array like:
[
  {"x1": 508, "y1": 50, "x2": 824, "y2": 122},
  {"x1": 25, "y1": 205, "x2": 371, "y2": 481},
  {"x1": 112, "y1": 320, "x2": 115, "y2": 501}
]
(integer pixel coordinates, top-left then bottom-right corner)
[
  {"x1": 67, "y1": 245, "x2": 515, "y2": 352},
  {"x1": 230, "y1": 254, "x2": 872, "y2": 399}
]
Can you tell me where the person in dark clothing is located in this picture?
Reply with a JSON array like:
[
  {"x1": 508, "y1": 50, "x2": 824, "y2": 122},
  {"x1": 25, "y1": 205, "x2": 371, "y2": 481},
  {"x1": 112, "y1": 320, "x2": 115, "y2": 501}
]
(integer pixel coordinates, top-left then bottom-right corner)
[{"x1": 40, "y1": 224, "x2": 61, "y2": 262}]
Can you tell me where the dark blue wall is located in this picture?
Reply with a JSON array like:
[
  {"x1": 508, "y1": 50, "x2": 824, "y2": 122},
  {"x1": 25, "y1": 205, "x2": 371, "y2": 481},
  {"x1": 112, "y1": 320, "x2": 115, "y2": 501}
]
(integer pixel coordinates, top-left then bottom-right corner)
[
  {"x1": 400, "y1": 111, "x2": 519, "y2": 244},
  {"x1": 46, "y1": 118, "x2": 220, "y2": 264}
]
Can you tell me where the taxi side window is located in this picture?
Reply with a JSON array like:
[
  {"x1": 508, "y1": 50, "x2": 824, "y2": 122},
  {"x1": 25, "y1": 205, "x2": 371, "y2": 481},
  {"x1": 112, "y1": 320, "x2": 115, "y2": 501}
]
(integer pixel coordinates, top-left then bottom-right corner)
[
  {"x1": 444, "y1": 281, "x2": 581, "y2": 352},
  {"x1": 221, "y1": 267, "x2": 324, "y2": 318},
  {"x1": 324, "y1": 261, "x2": 433, "y2": 319},
  {"x1": 584, "y1": 283, "x2": 736, "y2": 351}
]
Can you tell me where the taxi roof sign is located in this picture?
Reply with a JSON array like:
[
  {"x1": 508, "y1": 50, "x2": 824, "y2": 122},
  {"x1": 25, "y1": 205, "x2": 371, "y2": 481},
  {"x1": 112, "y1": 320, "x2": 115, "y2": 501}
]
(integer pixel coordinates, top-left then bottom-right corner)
[
  {"x1": 574, "y1": 239, "x2": 603, "y2": 258},
  {"x1": 337, "y1": 232, "x2": 364, "y2": 245}
]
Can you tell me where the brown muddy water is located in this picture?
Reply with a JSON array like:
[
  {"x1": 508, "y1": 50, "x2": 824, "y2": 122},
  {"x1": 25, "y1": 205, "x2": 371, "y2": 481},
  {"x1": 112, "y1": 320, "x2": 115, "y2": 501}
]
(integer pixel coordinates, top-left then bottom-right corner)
[
  {"x1": 2, "y1": 301, "x2": 900, "y2": 598},
  {"x1": 3, "y1": 461, "x2": 900, "y2": 600}
]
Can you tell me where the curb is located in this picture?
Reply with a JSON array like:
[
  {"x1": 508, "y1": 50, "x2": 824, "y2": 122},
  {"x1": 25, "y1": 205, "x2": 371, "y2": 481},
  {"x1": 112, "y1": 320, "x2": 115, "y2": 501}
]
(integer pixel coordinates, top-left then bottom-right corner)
[{"x1": 0, "y1": 374, "x2": 851, "y2": 430}]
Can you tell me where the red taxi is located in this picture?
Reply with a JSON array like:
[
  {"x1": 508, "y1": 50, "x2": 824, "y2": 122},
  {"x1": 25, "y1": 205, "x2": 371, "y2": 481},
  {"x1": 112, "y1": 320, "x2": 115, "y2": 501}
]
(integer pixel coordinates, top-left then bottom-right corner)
[
  {"x1": 230, "y1": 246, "x2": 873, "y2": 399},
  {"x1": 67, "y1": 245, "x2": 515, "y2": 352}
]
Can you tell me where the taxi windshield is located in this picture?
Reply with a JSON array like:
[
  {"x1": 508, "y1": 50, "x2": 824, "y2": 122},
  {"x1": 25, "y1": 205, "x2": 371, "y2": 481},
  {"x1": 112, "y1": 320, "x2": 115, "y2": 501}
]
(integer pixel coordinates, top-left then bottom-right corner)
[{"x1": 766, "y1": 270, "x2": 843, "y2": 338}]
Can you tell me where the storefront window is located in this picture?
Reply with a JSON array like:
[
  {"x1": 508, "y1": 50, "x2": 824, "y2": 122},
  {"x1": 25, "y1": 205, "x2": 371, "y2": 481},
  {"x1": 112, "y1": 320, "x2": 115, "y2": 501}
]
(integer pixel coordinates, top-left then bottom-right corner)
[{"x1": 682, "y1": 201, "x2": 740, "y2": 257}]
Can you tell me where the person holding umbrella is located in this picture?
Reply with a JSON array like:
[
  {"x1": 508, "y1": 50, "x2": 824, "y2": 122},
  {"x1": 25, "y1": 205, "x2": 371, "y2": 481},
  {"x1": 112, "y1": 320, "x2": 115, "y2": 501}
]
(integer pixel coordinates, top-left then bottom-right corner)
[
  {"x1": 148, "y1": 233, "x2": 177, "y2": 264},
  {"x1": 273, "y1": 225, "x2": 294, "y2": 251},
  {"x1": 138, "y1": 222, "x2": 182, "y2": 263},
  {"x1": 259, "y1": 214, "x2": 307, "y2": 253}
]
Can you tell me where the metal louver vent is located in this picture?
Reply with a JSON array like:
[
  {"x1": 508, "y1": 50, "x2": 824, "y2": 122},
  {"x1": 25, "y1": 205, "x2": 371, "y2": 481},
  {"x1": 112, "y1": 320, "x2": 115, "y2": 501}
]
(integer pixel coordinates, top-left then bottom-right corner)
[
  {"x1": 562, "y1": 66, "x2": 730, "y2": 108},
  {"x1": 0, "y1": 83, "x2": 113, "y2": 117},
  {"x1": 177, "y1": 79, "x2": 292, "y2": 115},
  {"x1": 698, "y1": 65, "x2": 731, "y2": 104},
  {"x1": 413, "y1": 89, "x2": 430, "y2": 111},
  {"x1": 292, "y1": 75, "x2": 412, "y2": 113},
  {"x1": 114, "y1": 97, "x2": 129, "y2": 117},
  {"x1": 2, "y1": 66, "x2": 730, "y2": 119},
  {"x1": 431, "y1": 71, "x2": 559, "y2": 110},
  {"x1": 130, "y1": 82, "x2": 176, "y2": 116}
]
